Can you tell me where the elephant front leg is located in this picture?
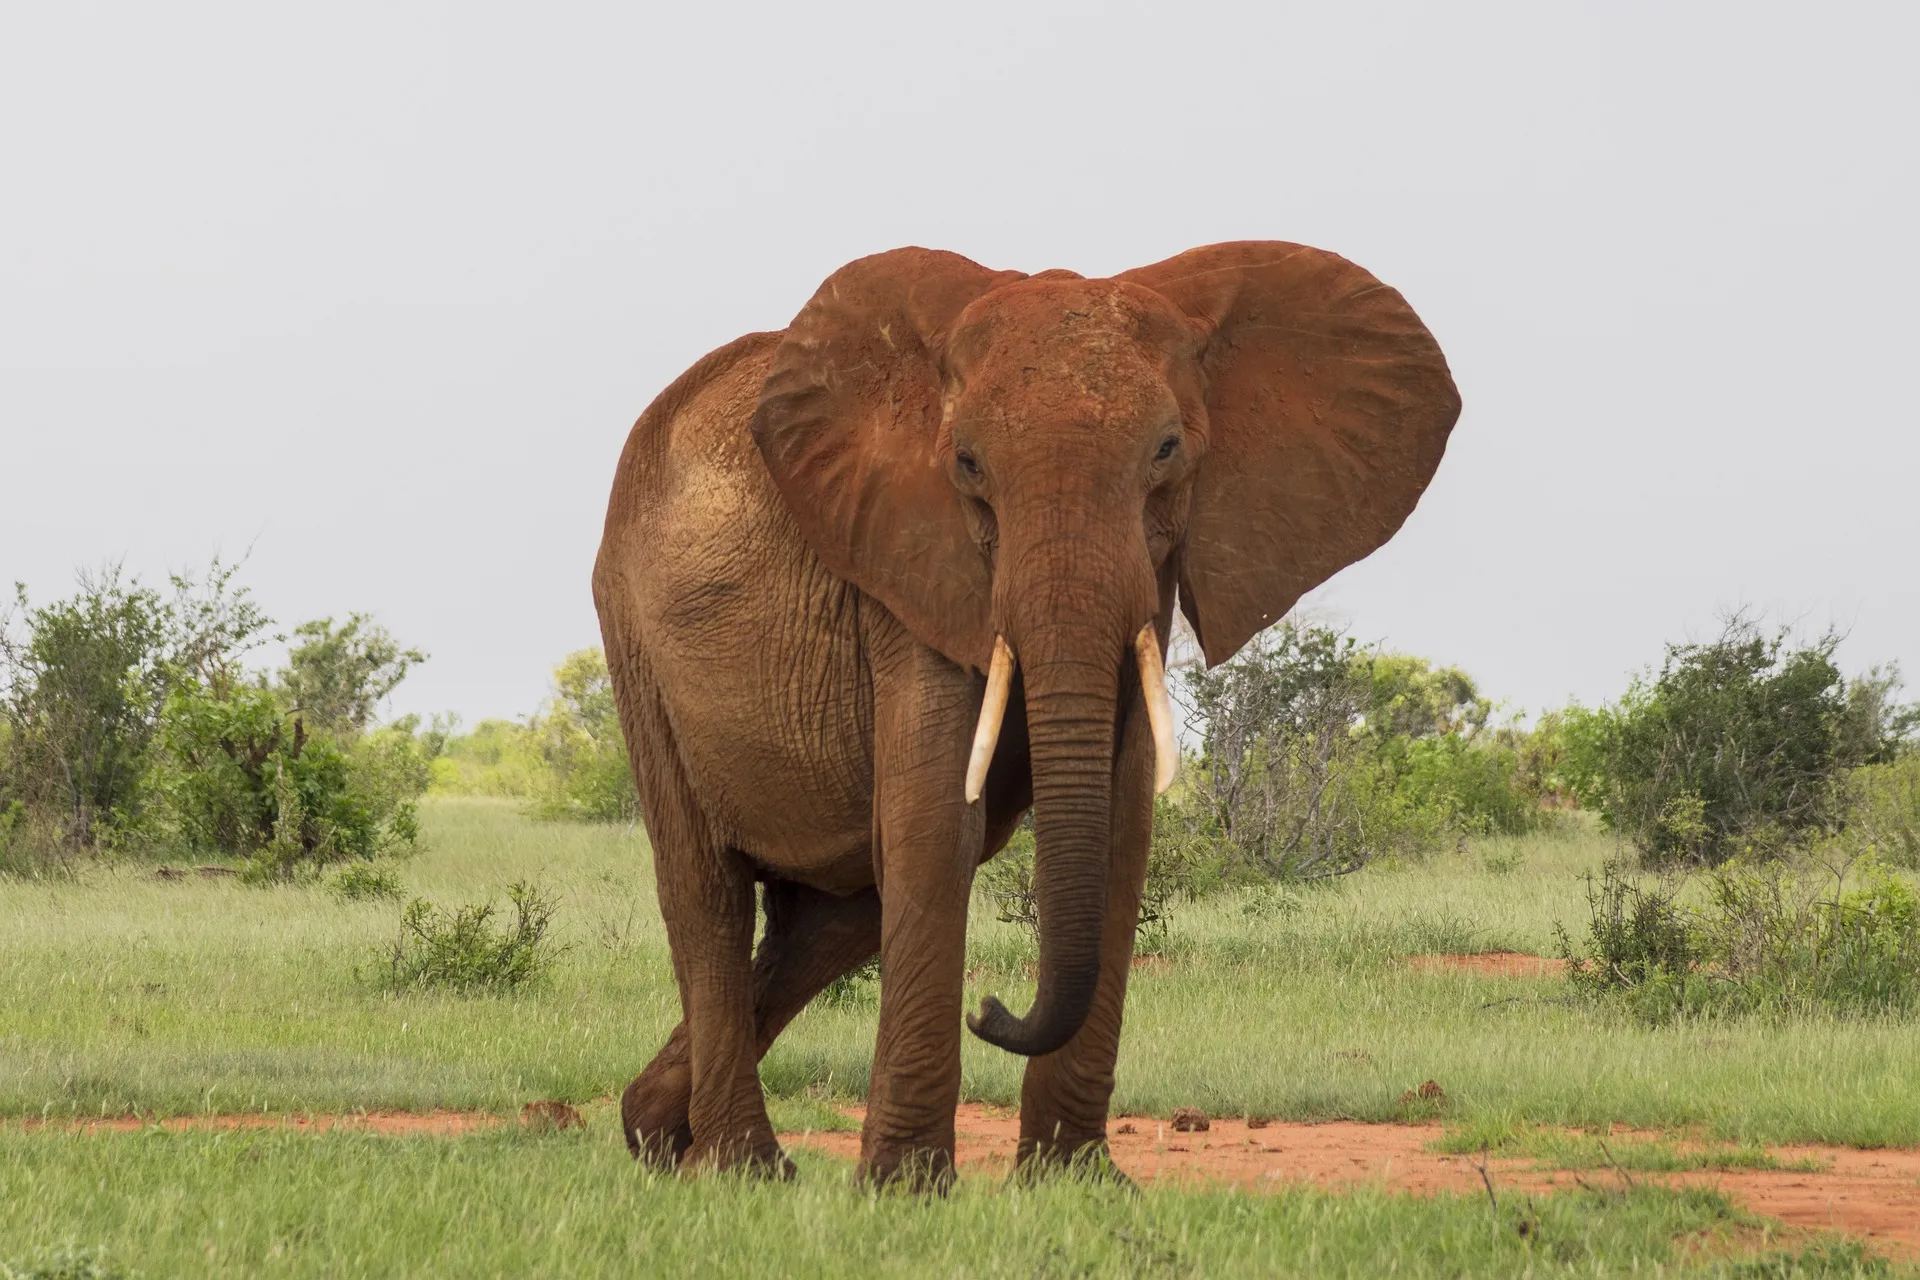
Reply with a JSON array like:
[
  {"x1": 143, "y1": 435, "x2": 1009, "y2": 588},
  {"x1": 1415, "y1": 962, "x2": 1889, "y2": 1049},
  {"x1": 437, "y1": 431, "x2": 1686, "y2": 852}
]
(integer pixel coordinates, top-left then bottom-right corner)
[
  {"x1": 1014, "y1": 683, "x2": 1154, "y2": 1174},
  {"x1": 860, "y1": 646, "x2": 984, "y2": 1189}
]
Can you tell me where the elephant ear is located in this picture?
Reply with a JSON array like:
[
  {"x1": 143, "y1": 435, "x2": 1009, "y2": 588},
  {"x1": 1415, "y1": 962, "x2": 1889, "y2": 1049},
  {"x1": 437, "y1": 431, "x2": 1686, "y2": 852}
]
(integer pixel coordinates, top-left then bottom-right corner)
[
  {"x1": 751, "y1": 248, "x2": 1027, "y2": 673},
  {"x1": 1119, "y1": 242, "x2": 1461, "y2": 667}
]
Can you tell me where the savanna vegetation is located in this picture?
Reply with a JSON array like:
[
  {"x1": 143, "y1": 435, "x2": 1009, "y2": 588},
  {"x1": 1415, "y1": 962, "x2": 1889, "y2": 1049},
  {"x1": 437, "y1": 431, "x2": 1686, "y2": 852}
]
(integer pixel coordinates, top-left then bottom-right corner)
[{"x1": 6, "y1": 569, "x2": 1919, "y2": 1276}]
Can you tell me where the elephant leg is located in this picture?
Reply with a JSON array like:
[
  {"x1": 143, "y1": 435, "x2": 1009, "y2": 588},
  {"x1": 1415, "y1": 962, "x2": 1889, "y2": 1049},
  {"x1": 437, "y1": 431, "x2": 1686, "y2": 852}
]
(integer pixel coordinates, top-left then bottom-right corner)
[
  {"x1": 859, "y1": 639, "x2": 983, "y2": 1189},
  {"x1": 653, "y1": 838, "x2": 786, "y2": 1174},
  {"x1": 623, "y1": 881, "x2": 882, "y2": 1167},
  {"x1": 1013, "y1": 678, "x2": 1154, "y2": 1174},
  {"x1": 622, "y1": 1021, "x2": 694, "y2": 1167}
]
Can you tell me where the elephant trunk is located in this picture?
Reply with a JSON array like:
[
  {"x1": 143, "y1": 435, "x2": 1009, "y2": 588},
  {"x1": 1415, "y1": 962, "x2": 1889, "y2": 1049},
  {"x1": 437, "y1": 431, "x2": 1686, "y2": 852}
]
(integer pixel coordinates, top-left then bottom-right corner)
[{"x1": 967, "y1": 616, "x2": 1120, "y2": 1056}]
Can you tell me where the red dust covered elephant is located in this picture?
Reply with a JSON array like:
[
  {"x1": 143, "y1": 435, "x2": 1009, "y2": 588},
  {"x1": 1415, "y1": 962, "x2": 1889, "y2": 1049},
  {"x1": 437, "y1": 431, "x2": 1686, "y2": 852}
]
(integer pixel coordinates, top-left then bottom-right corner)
[{"x1": 592, "y1": 241, "x2": 1460, "y2": 1184}]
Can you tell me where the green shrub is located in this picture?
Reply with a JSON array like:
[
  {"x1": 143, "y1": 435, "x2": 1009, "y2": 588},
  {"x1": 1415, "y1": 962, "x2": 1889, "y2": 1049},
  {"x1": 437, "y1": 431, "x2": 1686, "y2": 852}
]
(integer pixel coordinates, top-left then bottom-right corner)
[
  {"x1": 0, "y1": 567, "x2": 182, "y2": 852},
  {"x1": 376, "y1": 881, "x2": 559, "y2": 993},
  {"x1": 817, "y1": 956, "x2": 880, "y2": 1008},
  {"x1": 1699, "y1": 858, "x2": 1920, "y2": 1017},
  {"x1": 1357, "y1": 653, "x2": 1490, "y2": 741},
  {"x1": 1571, "y1": 616, "x2": 1909, "y2": 867},
  {"x1": 146, "y1": 683, "x2": 426, "y2": 879},
  {"x1": 0, "y1": 560, "x2": 433, "y2": 878},
  {"x1": 1555, "y1": 855, "x2": 1920, "y2": 1019},
  {"x1": 1848, "y1": 755, "x2": 1920, "y2": 868},
  {"x1": 1398, "y1": 733, "x2": 1543, "y2": 837},
  {"x1": 979, "y1": 804, "x2": 1214, "y2": 953},
  {"x1": 527, "y1": 649, "x2": 637, "y2": 824},
  {"x1": 1556, "y1": 862, "x2": 1700, "y2": 1000},
  {"x1": 429, "y1": 718, "x2": 546, "y2": 798},
  {"x1": 977, "y1": 823, "x2": 1040, "y2": 938},
  {"x1": 332, "y1": 861, "x2": 404, "y2": 901},
  {"x1": 1180, "y1": 624, "x2": 1457, "y2": 880},
  {"x1": 0, "y1": 797, "x2": 76, "y2": 880}
]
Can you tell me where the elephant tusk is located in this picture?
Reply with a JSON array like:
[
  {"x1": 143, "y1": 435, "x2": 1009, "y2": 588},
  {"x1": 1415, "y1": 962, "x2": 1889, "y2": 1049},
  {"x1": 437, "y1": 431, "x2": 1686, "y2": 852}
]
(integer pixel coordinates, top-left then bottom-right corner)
[
  {"x1": 964, "y1": 636, "x2": 1015, "y2": 804},
  {"x1": 1135, "y1": 623, "x2": 1179, "y2": 795}
]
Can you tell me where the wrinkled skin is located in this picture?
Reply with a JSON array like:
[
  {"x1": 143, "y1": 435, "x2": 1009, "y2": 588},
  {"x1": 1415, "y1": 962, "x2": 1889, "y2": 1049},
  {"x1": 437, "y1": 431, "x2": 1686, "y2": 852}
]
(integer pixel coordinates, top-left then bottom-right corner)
[{"x1": 594, "y1": 242, "x2": 1460, "y2": 1184}]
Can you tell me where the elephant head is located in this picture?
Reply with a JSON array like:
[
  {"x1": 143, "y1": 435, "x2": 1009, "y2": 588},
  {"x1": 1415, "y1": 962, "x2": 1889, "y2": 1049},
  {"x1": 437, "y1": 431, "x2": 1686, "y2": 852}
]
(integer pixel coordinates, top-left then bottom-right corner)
[{"x1": 751, "y1": 242, "x2": 1460, "y2": 1055}]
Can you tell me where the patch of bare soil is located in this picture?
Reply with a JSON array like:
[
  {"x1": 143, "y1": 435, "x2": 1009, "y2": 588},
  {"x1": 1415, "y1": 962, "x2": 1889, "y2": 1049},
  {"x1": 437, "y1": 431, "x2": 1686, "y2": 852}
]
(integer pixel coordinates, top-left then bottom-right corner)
[
  {"x1": 1408, "y1": 951, "x2": 1569, "y2": 978},
  {"x1": 785, "y1": 1106, "x2": 1920, "y2": 1260}
]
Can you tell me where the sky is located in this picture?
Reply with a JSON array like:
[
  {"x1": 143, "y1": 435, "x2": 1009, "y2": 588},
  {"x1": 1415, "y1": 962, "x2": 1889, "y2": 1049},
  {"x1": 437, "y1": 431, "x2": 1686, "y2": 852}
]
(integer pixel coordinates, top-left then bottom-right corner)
[{"x1": 3, "y1": 1, "x2": 1916, "y2": 726}]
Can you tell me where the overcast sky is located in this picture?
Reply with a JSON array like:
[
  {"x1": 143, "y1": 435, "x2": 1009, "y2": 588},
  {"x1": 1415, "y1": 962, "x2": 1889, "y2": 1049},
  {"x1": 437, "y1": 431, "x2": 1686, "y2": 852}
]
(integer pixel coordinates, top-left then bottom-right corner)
[{"x1": 4, "y1": 2, "x2": 1915, "y2": 726}]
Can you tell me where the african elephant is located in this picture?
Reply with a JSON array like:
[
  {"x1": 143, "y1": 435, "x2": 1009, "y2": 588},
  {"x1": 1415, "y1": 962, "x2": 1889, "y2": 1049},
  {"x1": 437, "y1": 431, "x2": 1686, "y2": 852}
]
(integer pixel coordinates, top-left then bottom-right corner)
[{"x1": 593, "y1": 241, "x2": 1459, "y2": 1184}]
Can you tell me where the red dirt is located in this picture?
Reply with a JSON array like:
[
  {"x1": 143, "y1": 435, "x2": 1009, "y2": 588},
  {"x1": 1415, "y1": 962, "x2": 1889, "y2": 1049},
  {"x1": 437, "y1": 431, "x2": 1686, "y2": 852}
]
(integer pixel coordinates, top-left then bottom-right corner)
[
  {"x1": 787, "y1": 1105, "x2": 1920, "y2": 1260},
  {"x1": 1408, "y1": 951, "x2": 1569, "y2": 978},
  {"x1": 21, "y1": 1104, "x2": 1919, "y2": 1259}
]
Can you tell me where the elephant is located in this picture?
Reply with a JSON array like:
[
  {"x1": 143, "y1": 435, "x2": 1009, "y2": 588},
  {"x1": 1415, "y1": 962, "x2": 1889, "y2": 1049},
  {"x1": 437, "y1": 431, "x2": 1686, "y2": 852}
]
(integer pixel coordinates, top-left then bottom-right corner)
[{"x1": 593, "y1": 240, "x2": 1460, "y2": 1185}]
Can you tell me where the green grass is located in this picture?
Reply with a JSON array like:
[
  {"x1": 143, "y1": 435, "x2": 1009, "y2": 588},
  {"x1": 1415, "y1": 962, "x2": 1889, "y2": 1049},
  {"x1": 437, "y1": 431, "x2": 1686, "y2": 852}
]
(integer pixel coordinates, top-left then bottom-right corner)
[
  {"x1": 6, "y1": 800, "x2": 1917, "y2": 1276},
  {"x1": 0, "y1": 1118, "x2": 1862, "y2": 1279},
  {"x1": 1433, "y1": 1122, "x2": 1827, "y2": 1174},
  {"x1": 5, "y1": 801, "x2": 1917, "y2": 1149}
]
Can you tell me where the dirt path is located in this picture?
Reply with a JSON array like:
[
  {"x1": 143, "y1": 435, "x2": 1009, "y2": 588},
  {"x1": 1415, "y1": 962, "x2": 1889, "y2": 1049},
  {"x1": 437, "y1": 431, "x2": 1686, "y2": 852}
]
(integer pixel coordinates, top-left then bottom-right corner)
[
  {"x1": 1407, "y1": 951, "x2": 1569, "y2": 978},
  {"x1": 22, "y1": 1104, "x2": 1919, "y2": 1259},
  {"x1": 790, "y1": 1105, "x2": 1920, "y2": 1260}
]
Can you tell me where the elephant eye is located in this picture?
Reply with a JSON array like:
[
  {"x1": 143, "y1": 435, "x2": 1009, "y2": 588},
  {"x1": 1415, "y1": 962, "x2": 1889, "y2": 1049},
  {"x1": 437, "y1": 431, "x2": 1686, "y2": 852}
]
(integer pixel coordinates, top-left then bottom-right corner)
[
  {"x1": 955, "y1": 449, "x2": 981, "y2": 478},
  {"x1": 1155, "y1": 436, "x2": 1180, "y2": 462}
]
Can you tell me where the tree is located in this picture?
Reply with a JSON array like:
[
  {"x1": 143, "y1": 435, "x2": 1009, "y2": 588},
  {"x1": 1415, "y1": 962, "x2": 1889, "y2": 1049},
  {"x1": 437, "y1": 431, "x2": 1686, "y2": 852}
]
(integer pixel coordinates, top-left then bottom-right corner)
[
  {"x1": 1179, "y1": 623, "x2": 1444, "y2": 878},
  {"x1": 277, "y1": 614, "x2": 425, "y2": 736},
  {"x1": 530, "y1": 649, "x2": 637, "y2": 823},
  {"x1": 0, "y1": 559, "x2": 432, "y2": 877},
  {"x1": 0, "y1": 567, "x2": 174, "y2": 849},
  {"x1": 1585, "y1": 615, "x2": 1876, "y2": 865}
]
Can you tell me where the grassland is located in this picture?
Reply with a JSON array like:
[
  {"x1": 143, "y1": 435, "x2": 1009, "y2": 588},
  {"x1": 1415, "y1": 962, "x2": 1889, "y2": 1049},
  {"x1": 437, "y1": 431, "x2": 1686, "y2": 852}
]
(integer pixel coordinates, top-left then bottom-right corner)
[
  {"x1": 3, "y1": 799, "x2": 1916, "y2": 1277},
  {"x1": 5, "y1": 1120, "x2": 1831, "y2": 1279}
]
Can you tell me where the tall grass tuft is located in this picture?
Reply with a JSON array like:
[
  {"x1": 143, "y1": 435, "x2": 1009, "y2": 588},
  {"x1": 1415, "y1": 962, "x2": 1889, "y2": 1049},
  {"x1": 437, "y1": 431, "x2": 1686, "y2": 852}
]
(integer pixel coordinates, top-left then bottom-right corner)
[{"x1": 375, "y1": 880, "x2": 559, "y2": 993}]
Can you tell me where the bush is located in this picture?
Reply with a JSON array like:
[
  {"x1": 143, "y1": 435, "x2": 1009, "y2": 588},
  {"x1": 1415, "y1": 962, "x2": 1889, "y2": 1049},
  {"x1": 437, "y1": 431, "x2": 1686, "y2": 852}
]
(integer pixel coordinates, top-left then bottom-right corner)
[
  {"x1": 429, "y1": 718, "x2": 546, "y2": 798},
  {"x1": 1574, "y1": 615, "x2": 1904, "y2": 866},
  {"x1": 1555, "y1": 855, "x2": 1920, "y2": 1019},
  {"x1": 1698, "y1": 857, "x2": 1920, "y2": 1016},
  {"x1": 1555, "y1": 862, "x2": 1700, "y2": 1002},
  {"x1": 1847, "y1": 756, "x2": 1920, "y2": 868},
  {"x1": 332, "y1": 861, "x2": 405, "y2": 901},
  {"x1": 978, "y1": 803, "x2": 1214, "y2": 953},
  {"x1": 1177, "y1": 623, "x2": 1510, "y2": 881},
  {"x1": 817, "y1": 955, "x2": 881, "y2": 1007},
  {"x1": 146, "y1": 683, "x2": 428, "y2": 879},
  {"x1": 0, "y1": 567, "x2": 180, "y2": 853},
  {"x1": 376, "y1": 881, "x2": 560, "y2": 992},
  {"x1": 527, "y1": 650, "x2": 637, "y2": 823},
  {"x1": 1398, "y1": 733, "x2": 1545, "y2": 837},
  {"x1": 0, "y1": 560, "x2": 432, "y2": 878},
  {"x1": 0, "y1": 797, "x2": 76, "y2": 880},
  {"x1": 426, "y1": 651, "x2": 637, "y2": 824}
]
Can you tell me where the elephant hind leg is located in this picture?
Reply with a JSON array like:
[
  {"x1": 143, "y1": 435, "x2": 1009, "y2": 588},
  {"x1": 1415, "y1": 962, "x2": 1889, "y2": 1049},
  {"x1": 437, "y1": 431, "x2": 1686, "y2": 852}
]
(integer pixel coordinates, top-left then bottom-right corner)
[
  {"x1": 623, "y1": 879, "x2": 881, "y2": 1168},
  {"x1": 621, "y1": 1023, "x2": 693, "y2": 1167}
]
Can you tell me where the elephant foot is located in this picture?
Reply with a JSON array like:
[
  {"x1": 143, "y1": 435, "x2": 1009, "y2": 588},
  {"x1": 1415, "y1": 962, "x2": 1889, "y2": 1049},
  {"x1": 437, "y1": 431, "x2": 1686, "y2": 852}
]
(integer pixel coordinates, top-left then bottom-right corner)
[
  {"x1": 857, "y1": 1145, "x2": 957, "y2": 1194},
  {"x1": 1014, "y1": 1138, "x2": 1137, "y2": 1191},
  {"x1": 620, "y1": 1073, "x2": 692, "y2": 1169},
  {"x1": 683, "y1": 1134, "x2": 796, "y2": 1181}
]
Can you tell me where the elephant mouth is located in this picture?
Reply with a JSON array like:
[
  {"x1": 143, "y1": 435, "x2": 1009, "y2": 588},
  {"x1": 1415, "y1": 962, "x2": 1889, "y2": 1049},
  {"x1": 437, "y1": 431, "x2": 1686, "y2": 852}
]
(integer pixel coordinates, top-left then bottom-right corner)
[{"x1": 963, "y1": 622, "x2": 1178, "y2": 805}]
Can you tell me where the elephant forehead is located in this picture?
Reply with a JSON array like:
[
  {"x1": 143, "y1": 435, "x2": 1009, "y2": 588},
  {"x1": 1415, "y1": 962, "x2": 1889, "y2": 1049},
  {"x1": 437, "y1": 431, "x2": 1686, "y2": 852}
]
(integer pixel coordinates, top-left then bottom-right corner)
[{"x1": 946, "y1": 280, "x2": 1190, "y2": 426}]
